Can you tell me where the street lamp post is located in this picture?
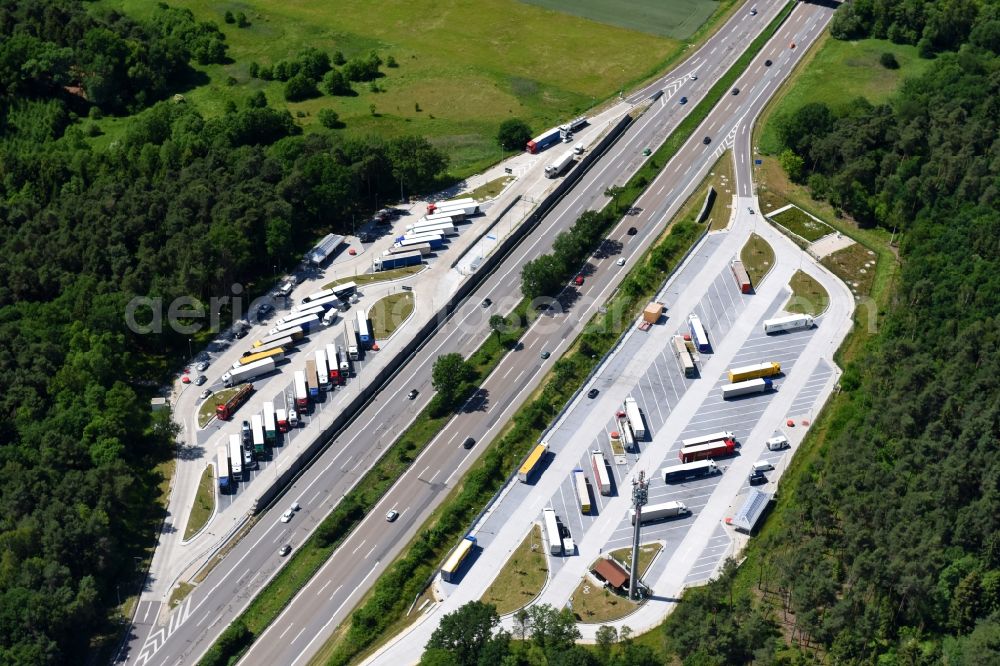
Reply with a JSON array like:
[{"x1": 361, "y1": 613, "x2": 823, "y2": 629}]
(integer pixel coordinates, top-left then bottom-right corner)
[{"x1": 187, "y1": 338, "x2": 192, "y2": 360}]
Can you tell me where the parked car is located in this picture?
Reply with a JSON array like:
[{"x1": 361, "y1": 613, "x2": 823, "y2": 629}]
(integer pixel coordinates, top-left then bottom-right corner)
[
  {"x1": 199, "y1": 388, "x2": 212, "y2": 400},
  {"x1": 574, "y1": 275, "x2": 584, "y2": 286},
  {"x1": 195, "y1": 375, "x2": 207, "y2": 386},
  {"x1": 195, "y1": 360, "x2": 209, "y2": 372},
  {"x1": 587, "y1": 388, "x2": 600, "y2": 399}
]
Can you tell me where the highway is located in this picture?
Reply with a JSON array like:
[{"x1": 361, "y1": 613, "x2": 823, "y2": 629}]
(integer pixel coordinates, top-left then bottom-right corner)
[{"x1": 122, "y1": 2, "x2": 828, "y2": 665}]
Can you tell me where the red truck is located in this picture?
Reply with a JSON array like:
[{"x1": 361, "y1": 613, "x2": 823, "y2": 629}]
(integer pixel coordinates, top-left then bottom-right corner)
[
  {"x1": 679, "y1": 438, "x2": 736, "y2": 463},
  {"x1": 731, "y1": 260, "x2": 752, "y2": 294},
  {"x1": 216, "y1": 384, "x2": 253, "y2": 421}
]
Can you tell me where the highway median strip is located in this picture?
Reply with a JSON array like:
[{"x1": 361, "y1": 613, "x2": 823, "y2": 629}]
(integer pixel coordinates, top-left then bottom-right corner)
[{"x1": 198, "y1": 6, "x2": 799, "y2": 664}]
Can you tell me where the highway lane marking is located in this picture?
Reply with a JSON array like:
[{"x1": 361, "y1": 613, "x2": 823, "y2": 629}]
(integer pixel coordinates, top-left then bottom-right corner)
[
  {"x1": 329, "y1": 584, "x2": 343, "y2": 601},
  {"x1": 317, "y1": 579, "x2": 333, "y2": 596},
  {"x1": 201, "y1": 15, "x2": 827, "y2": 660},
  {"x1": 420, "y1": 465, "x2": 430, "y2": 479},
  {"x1": 350, "y1": 456, "x2": 365, "y2": 472},
  {"x1": 351, "y1": 539, "x2": 366, "y2": 555},
  {"x1": 273, "y1": 530, "x2": 286, "y2": 544},
  {"x1": 309, "y1": 489, "x2": 323, "y2": 504},
  {"x1": 502, "y1": 365, "x2": 515, "y2": 379},
  {"x1": 195, "y1": 613, "x2": 209, "y2": 628},
  {"x1": 365, "y1": 544, "x2": 377, "y2": 559},
  {"x1": 428, "y1": 469, "x2": 441, "y2": 484},
  {"x1": 143, "y1": 601, "x2": 152, "y2": 622},
  {"x1": 278, "y1": 623, "x2": 295, "y2": 640},
  {"x1": 291, "y1": 565, "x2": 382, "y2": 666}
]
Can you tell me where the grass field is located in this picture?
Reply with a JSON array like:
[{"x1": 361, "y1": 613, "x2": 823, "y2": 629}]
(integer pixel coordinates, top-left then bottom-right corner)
[
  {"x1": 769, "y1": 206, "x2": 831, "y2": 242},
  {"x1": 740, "y1": 233, "x2": 775, "y2": 285},
  {"x1": 758, "y1": 34, "x2": 933, "y2": 153},
  {"x1": 94, "y1": 0, "x2": 682, "y2": 175},
  {"x1": 521, "y1": 0, "x2": 718, "y2": 40},
  {"x1": 480, "y1": 525, "x2": 548, "y2": 615},
  {"x1": 323, "y1": 264, "x2": 423, "y2": 289},
  {"x1": 369, "y1": 292, "x2": 414, "y2": 339},
  {"x1": 183, "y1": 464, "x2": 216, "y2": 540},
  {"x1": 822, "y1": 242, "x2": 878, "y2": 298},
  {"x1": 786, "y1": 270, "x2": 829, "y2": 316}
]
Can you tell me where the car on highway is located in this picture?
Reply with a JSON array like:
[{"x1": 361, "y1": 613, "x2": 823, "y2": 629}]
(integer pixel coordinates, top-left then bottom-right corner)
[
  {"x1": 280, "y1": 509, "x2": 294, "y2": 523},
  {"x1": 587, "y1": 388, "x2": 600, "y2": 399},
  {"x1": 790, "y1": 42, "x2": 796, "y2": 49},
  {"x1": 627, "y1": 227, "x2": 638, "y2": 235},
  {"x1": 385, "y1": 509, "x2": 399, "y2": 522},
  {"x1": 481, "y1": 298, "x2": 492, "y2": 308},
  {"x1": 279, "y1": 544, "x2": 292, "y2": 556},
  {"x1": 679, "y1": 96, "x2": 687, "y2": 105},
  {"x1": 731, "y1": 87, "x2": 739, "y2": 95},
  {"x1": 765, "y1": 59, "x2": 772, "y2": 66},
  {"x1": 642, "y1": 147, "x2": 651, "y2": 156},
  {"x1": 408, "y1": 389, "x2": 419, "y2": 400},
  {"x1": 616, "y1": 257, "x2": 626, "y2": 266},
  {"x1": 462, "y1": 437, "x2": 476, "y2": 450},
  {"x1": 747, "y1": 207, "x2": 755, "y2": 214},
  {"x1": 195, "y1": 360, "x2": 209, "y2": 372},
  {"x1": 703, "y1": 136, "x2": 712, "y2": 144},
  {"x1": 540, "y1": 351, "x2": 551, "y2": 359},
  {"x1": 751, "y1": 6, "x2": 757, "y2": 14},
  {"x1": 195, "y1": 374, "x2": 207, "y2": 386},
  {"x1": 689, "y1": 73, "x2": 697, "y2": 80},
  {"x1": 574, "y1": 275, "x2": 585, "y2": 286}
]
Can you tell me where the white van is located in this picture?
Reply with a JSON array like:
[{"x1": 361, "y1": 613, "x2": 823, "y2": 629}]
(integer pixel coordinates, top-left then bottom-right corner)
[
  {"x1": 766, "y1": 435, "x2": 789, "y2": 451},
  {"x1": 752, "y1": 461, "x2": 774, "y2": 474},
  {"x1": 573, "y1": 142, "x2": 585, "y2": 155}
]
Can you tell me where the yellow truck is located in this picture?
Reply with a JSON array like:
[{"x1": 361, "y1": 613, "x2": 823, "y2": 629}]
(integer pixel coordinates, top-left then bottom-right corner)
[{"x1": 727, "y1": 361, "x2": 781, "y2": 383}]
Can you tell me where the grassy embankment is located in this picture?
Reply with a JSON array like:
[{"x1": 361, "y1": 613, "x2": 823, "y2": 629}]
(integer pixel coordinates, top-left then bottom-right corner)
[
  {"x1": 480, "y1": 525, "x2": 549, "y2": 615},
  {"x1": 369, "y1": 292, "x2": 415, "y2": 340},
  {"x1": 183, "y1": 464, "x2": 217, "y2": 540}
]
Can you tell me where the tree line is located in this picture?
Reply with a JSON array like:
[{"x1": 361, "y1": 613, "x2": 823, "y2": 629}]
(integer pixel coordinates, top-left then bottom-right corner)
[
  {"x1": 654, "y1": 2, "x2": 1000, "y2": 663},
  {"x1": 0, "y1": 1, "x2": 449, "y2": 663}
]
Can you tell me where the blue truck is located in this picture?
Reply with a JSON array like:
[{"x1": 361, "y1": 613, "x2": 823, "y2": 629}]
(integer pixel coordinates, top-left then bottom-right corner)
[
  {"x1": 526, "y1": 128, "x2": 562, "y2": 154},
  {"x1": 375, "y1": 251, "x2": 423, "y2": 271}
]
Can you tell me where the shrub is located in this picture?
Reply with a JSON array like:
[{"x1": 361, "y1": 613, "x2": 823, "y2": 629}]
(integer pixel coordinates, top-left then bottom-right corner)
[
  {"x1": 284, "y1": 73, "x2": 319, "y2": 102},
  {"x1": 318, "y1": 108, "x2": 340, "y2": 129},
  {"x1": 879, "y1": 52, "x2": 899, "y2": 69}
]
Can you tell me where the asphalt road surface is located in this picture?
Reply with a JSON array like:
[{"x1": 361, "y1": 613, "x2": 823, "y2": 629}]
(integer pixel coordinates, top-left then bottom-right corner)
[{"x1": 122, "y1": 2, "x2": 832, "y2": 665}]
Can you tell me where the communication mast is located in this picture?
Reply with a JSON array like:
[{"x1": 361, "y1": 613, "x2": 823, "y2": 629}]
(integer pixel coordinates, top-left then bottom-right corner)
[{"x1": 629, "y1": 470, "x2": 648, "y2": 600}]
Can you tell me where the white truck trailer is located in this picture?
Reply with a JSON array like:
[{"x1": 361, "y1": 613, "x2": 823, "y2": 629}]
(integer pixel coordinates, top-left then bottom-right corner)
[
  {"x1": 623, "y1": 397, "x2": 646, "y2": 440},
  {"x1": 763, "y1": 314, "x2": 815, "y2": 334},
  {"x1": 221, "y1": 357, "x2": 276, "y2": 386},
  {"x1": 630, "y1": 501, "x2": 689, "y2": 525}
]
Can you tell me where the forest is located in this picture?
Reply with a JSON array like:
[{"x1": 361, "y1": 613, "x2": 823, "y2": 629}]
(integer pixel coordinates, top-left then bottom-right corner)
[
  {"x1": 417, "y1": 1, "x2": 1000, "y2": 665},
  {"x1": 0, "y1": 1, "x2": 448, "y2": 663}
]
